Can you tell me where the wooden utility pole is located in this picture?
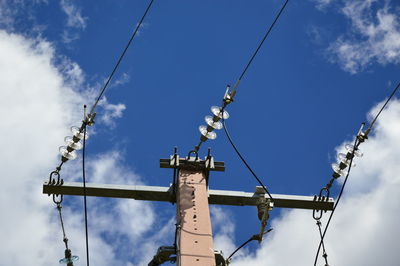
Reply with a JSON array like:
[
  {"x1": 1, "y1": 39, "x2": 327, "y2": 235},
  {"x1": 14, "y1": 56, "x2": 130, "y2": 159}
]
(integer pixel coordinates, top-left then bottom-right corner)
[{"x1": 43, "y1": 153, "x2": 334, "y2": 266}]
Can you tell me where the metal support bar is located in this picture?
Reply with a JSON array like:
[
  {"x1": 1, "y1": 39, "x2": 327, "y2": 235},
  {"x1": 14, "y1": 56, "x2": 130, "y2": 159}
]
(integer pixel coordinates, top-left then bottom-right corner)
[
  {"x1": 160, "y1": 157, "x2": 225, "y2": 172},
  {"x1": 43, "y1": 182, "x2": 334, "y2": 211}
]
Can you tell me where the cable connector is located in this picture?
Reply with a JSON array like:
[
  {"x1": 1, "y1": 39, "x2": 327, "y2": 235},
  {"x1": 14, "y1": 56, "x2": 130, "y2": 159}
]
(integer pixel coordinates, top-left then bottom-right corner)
[
  {"x1": 255, "y1": 186, "x2": 273, "y2": 243},
  {"x1": 223, "y1": 84, "x2": 236, "y2": 107},
  {"x1": 356, "y1": 122, "x2": 368, "y2": 143}
]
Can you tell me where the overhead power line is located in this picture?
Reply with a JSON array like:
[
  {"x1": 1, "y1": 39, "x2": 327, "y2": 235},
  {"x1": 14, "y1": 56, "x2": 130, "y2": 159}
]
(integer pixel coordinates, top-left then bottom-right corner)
[
  {"x1": 313, "y1": 80, "x2": 400, "y2": 266},
  {"x1": 218, "y1": 0, "x2": 290, "y2": 203},
  {"x1": 314, "y1": 135, "x2": 359, "y2": 266},
  {"x1": 82, "y1": 106, "x2": 90, "y2": 266},
  {"x1": 222, "y1": 119, "x2": 274, "y2": 201},
  {"x1": 47, "y1": 2, "x2": 156, "y2": 264},
  {"x1": 191, "y1": 0, "x2": 290, "y2": 154},
  {"x1": 231, "y1": 0, "x2": 289, "y2": 94},
  {"x1": 365, "y1": 80, "x2": 400, "y2": 135},
  {"x1": 89, "y1": 0, "x2": 155, "y2": 116}
]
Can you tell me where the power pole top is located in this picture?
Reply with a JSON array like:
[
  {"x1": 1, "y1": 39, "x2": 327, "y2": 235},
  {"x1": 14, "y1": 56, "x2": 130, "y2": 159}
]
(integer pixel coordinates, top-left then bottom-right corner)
[{"x1": 43, "y1": 150, "x2": 334, "y2": 266}]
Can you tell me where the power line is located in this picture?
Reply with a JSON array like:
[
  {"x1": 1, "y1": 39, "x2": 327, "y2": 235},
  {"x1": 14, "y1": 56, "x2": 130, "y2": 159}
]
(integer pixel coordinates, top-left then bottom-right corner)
[
  {"x1": 314, "y1": 137, "x2": 358, "y2": 266},
  {"x1": 82, "y1": 107, "x2": 90, "y2": 266},
  {"x1": 222, "y1": 119, "x2": 274, "y2": 200},
  {"x1": 314, "y1": 80, "x2": 400, "y2": 265},
  {"x1": 190, "y1": 0, "x2": 289, "y2": 155},
  {"x1": 89, "y1": 0, "x2": 155, "y2": 116},
  {"x1": 50, "y1": 0, "x2": 156, "y2": 174},
  {"x1": 226, "y1": 235, "x2": 258, "y2": 263},
  {"x1": 365, "y1": 80, "x2": 400, "y2": 135},
  {"x1": 231, "y1": 0, "x2": 289, "y2": 93},
  {"x1": 209, "y1": 0, "x2": 290, "y2": 200}
]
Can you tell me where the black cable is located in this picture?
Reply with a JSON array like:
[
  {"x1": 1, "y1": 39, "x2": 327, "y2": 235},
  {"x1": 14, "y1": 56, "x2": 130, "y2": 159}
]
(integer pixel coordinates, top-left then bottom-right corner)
[
  {"x1": 222, "y1": 119, "x2": 274, "y2": 200},
  {"x1": 232, "y1": 0, "x2": 289, "y2": 91},
  {"x1": 314, "y1": 80, "x2": 400, "y2": 265},
  {"x1": 191, "y1": 0, "x2": 289, "y2": 154},
  {"x1": 316, "y1": 220, "x2": 329, "y2": 266},
  {"x1": 313, "y1": 137, "x2": 359, "y2": 266},
  {"x1": 82, "y1": 122, "x2": 90, "y2": 266},
  {"x1": 226, "y1": 235, "x2": 257, "y2": 262},
  {"x1": 89, "y1": 0, "x2": 155, "y2": 115},
  {"x1": 366, "y1": 80, "x2": 400, "y2": 135},
  {"x1": 57, "y1": 203, "x2": 69, "y2": 249}
]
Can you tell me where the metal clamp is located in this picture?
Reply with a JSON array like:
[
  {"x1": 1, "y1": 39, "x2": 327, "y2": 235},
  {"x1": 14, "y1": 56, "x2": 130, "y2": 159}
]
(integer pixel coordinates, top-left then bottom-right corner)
[
  {"x1": 313, "y1": 187, "x2": 330, "y2": 220},
  {"x1": 204, "y1": 148, "x2": 215, "y2": 170},
  {"x1": 49, "y1": 170, "x2": 63, "y2": 186},
  {"x1": 170, "y1": 151, "x2": 180, "y2": 168},
  {"x1": 148, "y1": 246, "x2": 176, "y2": 266},
  {"x1": 255, "y1": 186, "x2": 274, "y2": 243},
  {"x1": 187, "y1": 150, "x2": 199, "y2": 161}
]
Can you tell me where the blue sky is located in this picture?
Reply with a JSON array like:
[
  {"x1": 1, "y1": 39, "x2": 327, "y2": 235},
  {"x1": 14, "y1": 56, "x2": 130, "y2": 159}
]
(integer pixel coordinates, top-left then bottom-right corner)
[{"x1": 1, "y1": 0, "x2": 400, "y2": 265}]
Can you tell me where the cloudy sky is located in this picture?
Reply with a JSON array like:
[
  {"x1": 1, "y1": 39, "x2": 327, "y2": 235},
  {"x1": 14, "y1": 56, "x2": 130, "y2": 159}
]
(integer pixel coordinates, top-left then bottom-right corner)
[{"x1": 1, "y1": 0, "x2": 399, "y2": 265}]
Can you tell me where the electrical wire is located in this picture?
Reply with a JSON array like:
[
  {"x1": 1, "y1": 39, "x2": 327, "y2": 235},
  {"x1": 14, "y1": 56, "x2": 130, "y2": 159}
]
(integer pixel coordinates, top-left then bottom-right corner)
[
  {"x1": 226, "y1": 235, "x2": 258, "y2": 263},
  {"x1": 191, "y1": 0, "x2": 289, "y2": 154},
  {"x1": 231, "y1": 0, "x2": 289, "y2": 92},
  {"x1": 50, "y1": 0, "x2": 156, "y2": 175},
  {"x1": 365, "y1": 80, "x2": 400, "y2": 135},
  {"x1": 214, "y1": 0, "x2": 291, "y2": 200},
  {"x1": 314, "y1": 80, "x2": 400, "y2": 265},
  {"x1": 222, "y1": 119, "x2": 274, "y2": 200},
  {"x1": 57, "y1": 203, "x2": 69, "y2": 249},
  {"x1": 82, "y1": 120, "x2": 90, "y2": 266},
  {"x1": 313, "y1": 137, "x2": 358, "y2": 266},
  {"x1": 88, "y1": 0, "x2": 155, "y2": 116}
]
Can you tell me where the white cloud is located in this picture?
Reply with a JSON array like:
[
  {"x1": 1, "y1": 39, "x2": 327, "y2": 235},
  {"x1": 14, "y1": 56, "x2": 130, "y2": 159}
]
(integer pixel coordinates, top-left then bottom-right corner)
[
  {"x1": 0, "y1": 29, "x2": 84, "y2": 265},
  {"x1": 98, "y1": 97, "x2": 127, "y2": 128},
  {"x1": 0, "y1": 0, "x2": 18, "y2": 28},
  {"x1": 0, "y1": 29, "x2": 162, "y2": 266},
  {"x1": 0, "y1": 0, "x2": 48, "y2": 33},
  {"x1": 112, "y1": 72, "x2": 131, "y2": 87},
  {"x1": 220, "y1": 99, "x2": 400, "y2": 266},
  {"x1": 328, "y1": 0, "x2": 400, "y2": 73},
  {"x1": 313, "y1": 0, "x2": 333, "y2": 10},
  {"x1": 60, "y1": 0, "x2": 86, "y2": 30},
  {"x1": 211, "y1": 206, "x2": 237, "y2": 256},
  {"x1": 60, "y1": 0, "x2": 87, "y2": 44}
]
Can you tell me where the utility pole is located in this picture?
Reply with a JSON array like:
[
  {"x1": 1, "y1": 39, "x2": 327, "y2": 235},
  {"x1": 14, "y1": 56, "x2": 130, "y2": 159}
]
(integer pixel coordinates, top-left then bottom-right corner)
[{"x1": 43, "y1": 150, "x2": 334, "y2": 266}]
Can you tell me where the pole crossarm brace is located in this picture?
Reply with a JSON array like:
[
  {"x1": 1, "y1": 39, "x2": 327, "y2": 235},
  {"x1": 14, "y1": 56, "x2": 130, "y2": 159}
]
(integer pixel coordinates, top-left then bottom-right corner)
[{"x1": 43, "y1": 182, "x2": 334, "y2": 211}]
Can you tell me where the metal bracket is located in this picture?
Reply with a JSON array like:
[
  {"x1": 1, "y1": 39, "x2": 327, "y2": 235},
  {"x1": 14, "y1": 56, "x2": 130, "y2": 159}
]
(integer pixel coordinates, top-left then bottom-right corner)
[
  {"x1": 255, "y1": 186, "x2": 274, "y2": 243},
  {"x1": 215, "y1": 250, "x2": 227, "y2": 266},
  {"x1": 204, "y1": 148, "x2": 215, "y2": 170},
  {"x1": 160, "y1": 156, "x2": 225, "y2": 172},
  {"x1": 169, "y1": 154, "x2": 180, "y2": 167},
  {"x1": 148, "y1": 246, "x2": 176, "y2": 266},
  {"x1": 167, "y1": 184, "x2": 176, "y2": 203}
]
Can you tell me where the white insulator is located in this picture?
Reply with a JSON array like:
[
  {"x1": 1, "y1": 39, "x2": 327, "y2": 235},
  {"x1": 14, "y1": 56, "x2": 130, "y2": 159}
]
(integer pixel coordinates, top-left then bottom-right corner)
[{"x1": 199, "y1": 125, "x2": 217, "y2": 140}]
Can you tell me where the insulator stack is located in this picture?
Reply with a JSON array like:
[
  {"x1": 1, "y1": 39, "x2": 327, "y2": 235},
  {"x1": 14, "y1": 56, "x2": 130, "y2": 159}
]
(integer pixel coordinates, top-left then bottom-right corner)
[{"x1": 331, "y1": 143, "x2": 363, "y2": 178}]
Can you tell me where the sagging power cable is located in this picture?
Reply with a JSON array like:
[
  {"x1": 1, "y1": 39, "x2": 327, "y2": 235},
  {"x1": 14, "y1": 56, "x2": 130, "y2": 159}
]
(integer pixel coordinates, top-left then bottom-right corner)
[
  {"x1": 47, "y1": 2, "x2": 156, "y2": 263},
  {"x1": 222, "y1": 118, "x2": 273, "y2": 201},
  {"x1": 82, "y1": 106, "x2": 90, "y2": 266},
  {"x1": 50, "y1": 0, "x2": 155, "y2": 174},
  {"x1": 226, "y1": 229, "x2": 273, "y2": 264},
  {"x1": 191, "y1": 0, "x2": 290, "y2": 156},
  {"x1": 231, "y1": 0, "x2": 290, "y2": 94},
  {"x1": 226, "y1": 235, "x2": 257, "y2": 264},
  {"x1": 314, "y1": 134, "x2": 360, "y2": 266},
  {"x1": 313, "y1": 80, "x2": 400, "y2": 266},
  {"x1": 88, "y1": 0, "x2": 155, "y2": 116}
]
